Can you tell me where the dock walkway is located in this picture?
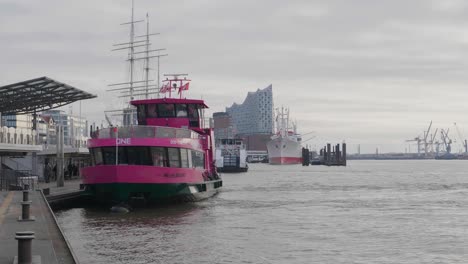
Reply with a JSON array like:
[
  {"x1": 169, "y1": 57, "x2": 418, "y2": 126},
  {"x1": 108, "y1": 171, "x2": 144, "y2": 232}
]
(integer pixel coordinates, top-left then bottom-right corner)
[{"x1": 0, "y1": 189, "x2": 78, "y2": 263}]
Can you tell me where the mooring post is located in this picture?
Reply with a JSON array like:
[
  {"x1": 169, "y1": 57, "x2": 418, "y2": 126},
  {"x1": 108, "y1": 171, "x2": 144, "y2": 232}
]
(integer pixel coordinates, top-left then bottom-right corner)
[
  {"x1": 21, "y1": 201, "x2": 32, "y2": 221},
  {"x1": 342, "y1": 143, "x2": 347, "y2": 166},
  {"x1": 22, "y1": 185, "x2": 30, "y2": 202},
  {"x1": 336, "y1": 144, "x2": 340, "y2": 164},
  {"x1": 15, "y1": 231, "x2": 35, "y2": 264}
]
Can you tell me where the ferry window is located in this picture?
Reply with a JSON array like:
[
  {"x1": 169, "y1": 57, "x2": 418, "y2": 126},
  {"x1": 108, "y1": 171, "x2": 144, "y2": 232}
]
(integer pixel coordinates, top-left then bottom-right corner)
[
  {"x1": 102, "y1": 147, "x2": 116, "y2": 165},
  {"x1": 93, "y1": 148, "x2": 103, "y2": 165},
  {"x1": 191, "y1": 150, "x2": 204, "y2": 169},
  {"x1": 180, "y1": 148, "x2": 189, "y2": 168},
  {"x1": 175, "y1": 104, "x2": 188, "y2": 117},
  {"x1": 90, "y1": 151, "x2": 95, "y2": 165},
  {"x1": 137, "y1": 105, "x2": 146, "y2": 121},
  {"x1": 147, "y1": 104, "x2": 158, "y2": 118},
  {"x1": 125, "y1": 147, "x2": 137, "y2": 165},
  {"x1": 158, "y1": 104, "x2": 175, "y2": 118},
  {"x1": 168, "y1": 147, "x2": 181, "y2": 168},
  {"x1": 151, "y1": 147, "x2": 168, "y2": 167},
  {"x1": 118, "y1": 147, "x2": 128, "y2": 164},
  {"x1": 187, "y1": 149, "x2": 193, "y2": 168},
  {"x1": 127, "y1": 147, "x2": 152, "y2": 165},
  {"x1": 187, "y1": 104, "x2": 199, "y2": 118}
]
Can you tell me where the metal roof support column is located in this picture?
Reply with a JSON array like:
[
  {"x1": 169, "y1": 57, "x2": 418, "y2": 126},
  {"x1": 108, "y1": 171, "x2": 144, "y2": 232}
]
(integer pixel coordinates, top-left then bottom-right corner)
[
  {"x1": 56, "y1": 125, "x2": 64, "y2": 187},
  {"x1": 32, "y1": 110, "x2": 38, "y2": 177}
]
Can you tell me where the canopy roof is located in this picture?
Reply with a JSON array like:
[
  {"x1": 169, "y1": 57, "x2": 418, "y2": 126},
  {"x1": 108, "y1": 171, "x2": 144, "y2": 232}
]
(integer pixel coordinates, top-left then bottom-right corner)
[{"x1": 0, "y1": 76, "x2": 97, "y2": 114}]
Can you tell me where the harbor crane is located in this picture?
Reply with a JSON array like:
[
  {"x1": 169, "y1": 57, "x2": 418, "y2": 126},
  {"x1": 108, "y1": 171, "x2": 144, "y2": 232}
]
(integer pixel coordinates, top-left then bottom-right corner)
[
  {"x1": 440, "y1": 128, "x2": 452, "y2": 154},
  {"x1": 430, "y1": 128, "x2": 439, "y2": 155},
  {"x1": 422, "y1": 121, "x2": 432, "y2": 156},
  {"x1": 406, "y1": 121, "x2": 433, "y2": 156},
  {"x1": 405, "y1": 136, "x2": 422, "y2": 155},
  {"x1": 454, "y1": 122, "x2": 467, "y2": 154}
]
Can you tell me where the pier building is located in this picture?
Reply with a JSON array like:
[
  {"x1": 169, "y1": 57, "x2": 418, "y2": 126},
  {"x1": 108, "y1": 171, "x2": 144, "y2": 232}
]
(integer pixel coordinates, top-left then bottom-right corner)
[
  {"x1": 41, "y1": 110, "x2": 89, "y2": 148},
  {"x1": 0, "y1": 76, "x2": 96, "y2": 187}
]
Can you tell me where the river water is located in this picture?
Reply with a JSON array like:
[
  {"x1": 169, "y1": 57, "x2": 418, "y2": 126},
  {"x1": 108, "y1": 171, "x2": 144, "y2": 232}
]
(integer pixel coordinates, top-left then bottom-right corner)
[{"x1": 55, "y1": 160, "x2": 468, "y2": 264}]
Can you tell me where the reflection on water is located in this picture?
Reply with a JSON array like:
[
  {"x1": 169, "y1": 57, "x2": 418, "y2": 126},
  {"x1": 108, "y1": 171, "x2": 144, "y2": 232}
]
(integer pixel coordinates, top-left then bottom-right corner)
[
  {"x1": 56, "y1": 161, "x2": 468, "y2": 264},
  {"x1": 56, "y1": 204, "x2": 209, "y2": 264}
]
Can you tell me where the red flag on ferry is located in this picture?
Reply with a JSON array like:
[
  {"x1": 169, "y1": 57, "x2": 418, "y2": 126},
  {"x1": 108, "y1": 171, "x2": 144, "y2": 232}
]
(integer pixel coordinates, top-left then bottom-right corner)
[
  {"x1": 160, "y1": 82, "x2": 170, "y2": 93},
  {"x1": 178, "y1": 82, "x2": 190, "y2": 94}
]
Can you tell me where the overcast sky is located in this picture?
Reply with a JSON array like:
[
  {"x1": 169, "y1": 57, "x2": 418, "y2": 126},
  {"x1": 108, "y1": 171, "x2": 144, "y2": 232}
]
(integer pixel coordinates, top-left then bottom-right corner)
[{"x1": 2, "y1": 0, "x2": 468, "y2": 153}]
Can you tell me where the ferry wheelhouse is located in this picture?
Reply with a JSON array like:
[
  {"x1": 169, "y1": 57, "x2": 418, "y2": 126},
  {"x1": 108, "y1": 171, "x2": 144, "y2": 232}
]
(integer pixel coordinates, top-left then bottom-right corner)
[{"x1": 81, "y1": 79, "x2": 222, "y2": 204}]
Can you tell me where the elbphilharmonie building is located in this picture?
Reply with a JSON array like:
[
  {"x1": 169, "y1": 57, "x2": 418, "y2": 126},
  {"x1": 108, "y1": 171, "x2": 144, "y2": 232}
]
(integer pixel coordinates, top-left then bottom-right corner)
[{"x1": 226, "y1": 84, "x2": 274, "y2": 135}]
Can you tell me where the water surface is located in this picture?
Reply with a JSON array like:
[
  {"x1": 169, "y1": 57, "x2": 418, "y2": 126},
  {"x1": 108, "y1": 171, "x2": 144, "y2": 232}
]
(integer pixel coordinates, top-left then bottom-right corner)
[{"x1": 56, "y1": 161, "x2": 468, "y2": 263}]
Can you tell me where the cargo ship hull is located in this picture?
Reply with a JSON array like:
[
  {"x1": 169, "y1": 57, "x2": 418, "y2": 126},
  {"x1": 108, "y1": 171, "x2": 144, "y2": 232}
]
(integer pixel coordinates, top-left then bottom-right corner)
[{"x1": 267, "y1": 137, "x2": 302, "y2": 165}]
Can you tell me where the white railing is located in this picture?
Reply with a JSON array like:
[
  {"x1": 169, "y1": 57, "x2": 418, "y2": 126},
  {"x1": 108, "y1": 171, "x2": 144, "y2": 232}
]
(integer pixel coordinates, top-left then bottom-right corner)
[
  {"x1": 91, "y1": 125, "x2": 200, "y2": 140},
  {"x1": 0, "y1": 127, "x2": 38, "y2": 145}
]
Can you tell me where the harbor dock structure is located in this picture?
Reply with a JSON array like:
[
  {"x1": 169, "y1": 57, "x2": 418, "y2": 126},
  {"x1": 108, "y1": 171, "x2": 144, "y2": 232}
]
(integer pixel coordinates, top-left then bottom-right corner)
[
  {"x1": 0, "y1": 188, "x2": 79, "y2": 264},
  {"x1": 302, "y1": 143, "x2": 347, "y2": 166},
  {"x1": 0, "y1": 77, "x2": 96, "y2": 263}
]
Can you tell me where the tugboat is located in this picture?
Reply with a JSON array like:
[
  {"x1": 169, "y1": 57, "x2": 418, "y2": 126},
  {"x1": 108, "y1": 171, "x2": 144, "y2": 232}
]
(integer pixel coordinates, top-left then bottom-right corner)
[
  {"x1": 81, "y1": 75, "x2": 222, "y2": 205},
  {"x1": 215, "y1": 138, "x2": 248, "y2": 172}
]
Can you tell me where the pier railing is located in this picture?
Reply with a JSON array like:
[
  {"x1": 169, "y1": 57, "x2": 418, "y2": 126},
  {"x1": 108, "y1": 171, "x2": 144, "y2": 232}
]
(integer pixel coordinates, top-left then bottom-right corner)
[
  {"x1": 91, "y1": 126, "x2": 200, "y2": 140},
  {"x1": 0, "y1": 170, "x2": 38, "y2": 191},
  {"x1": 0, "y1": 127, "x2": 38, "y2": 145}
]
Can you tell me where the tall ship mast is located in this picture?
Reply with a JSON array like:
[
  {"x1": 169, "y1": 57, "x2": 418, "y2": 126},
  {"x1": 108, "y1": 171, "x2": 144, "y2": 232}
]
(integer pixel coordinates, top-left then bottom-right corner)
[
  {"x1": 106, "y1": 0, "x2": 167, "y2": 126},
  {"x1": 81, "y1": 3, "x2": 222, "y2": 206},
  {"x1": 266, "y1": 107, "x2": 303, "y2": 165}
]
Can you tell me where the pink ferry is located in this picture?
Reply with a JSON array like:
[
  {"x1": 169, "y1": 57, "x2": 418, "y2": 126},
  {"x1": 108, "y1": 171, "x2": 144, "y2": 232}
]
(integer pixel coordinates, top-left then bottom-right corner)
[{"x1": 81, "y1": 78, "x2": 222, "y2": 205}]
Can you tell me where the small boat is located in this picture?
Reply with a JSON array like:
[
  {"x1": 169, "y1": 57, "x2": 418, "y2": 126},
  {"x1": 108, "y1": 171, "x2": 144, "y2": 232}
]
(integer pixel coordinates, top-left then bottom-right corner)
[{"x1": 215, "y1": 138, "x2": 248, "y2": 172}]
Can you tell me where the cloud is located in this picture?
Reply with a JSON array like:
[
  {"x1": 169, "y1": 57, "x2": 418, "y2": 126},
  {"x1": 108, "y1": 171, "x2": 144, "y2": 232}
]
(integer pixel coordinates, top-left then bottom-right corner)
[{"x1": 2, "y1": 0, "x2": 468, "y2": 153}]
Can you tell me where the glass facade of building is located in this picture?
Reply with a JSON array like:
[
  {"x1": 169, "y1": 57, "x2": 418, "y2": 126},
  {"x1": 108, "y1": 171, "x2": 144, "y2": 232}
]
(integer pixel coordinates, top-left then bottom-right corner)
[
  {"x1": 41, "y1": 110, "x2": 89, "y2": 147},
  {"x1": 225, "y1": 85, "x2": 274, "y2": 135},
  {"x1": 1, "y1": 114, "x2": 33, "y2": 129}
]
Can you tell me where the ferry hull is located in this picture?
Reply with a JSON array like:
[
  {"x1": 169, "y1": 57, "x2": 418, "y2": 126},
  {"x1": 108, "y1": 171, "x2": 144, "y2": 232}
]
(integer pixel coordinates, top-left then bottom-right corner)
[
  {"x1": 84, "y1": 181, "x2": 222, "y2": 205},
  {"x1": 81, "y1": 165, "x2": 222, "y2": 205}
]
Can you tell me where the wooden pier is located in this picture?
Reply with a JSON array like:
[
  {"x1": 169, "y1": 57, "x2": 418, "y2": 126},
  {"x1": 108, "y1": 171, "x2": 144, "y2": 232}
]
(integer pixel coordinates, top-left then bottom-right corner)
[{"x1": 302, "y1": 143, "x2": 347, "y2": 166}]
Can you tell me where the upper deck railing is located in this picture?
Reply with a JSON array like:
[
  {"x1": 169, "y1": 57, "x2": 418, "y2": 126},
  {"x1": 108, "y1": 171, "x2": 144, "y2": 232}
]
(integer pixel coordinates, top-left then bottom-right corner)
[
  {"x1": 91, "y1": 125, "x2": 200, "y2": 140},
  {"x1": 0, "y1": 127, "x2": 38, "y2": 145}
]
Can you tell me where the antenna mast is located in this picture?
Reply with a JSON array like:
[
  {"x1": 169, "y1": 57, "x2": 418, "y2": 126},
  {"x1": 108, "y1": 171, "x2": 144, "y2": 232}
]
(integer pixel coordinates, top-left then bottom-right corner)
[
  {"x1": 144, "y1": 13, "x2": 150, "y2": 99},
  {"x1": 130, "y1": 0, "x2": 135, "y2": 103}
]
